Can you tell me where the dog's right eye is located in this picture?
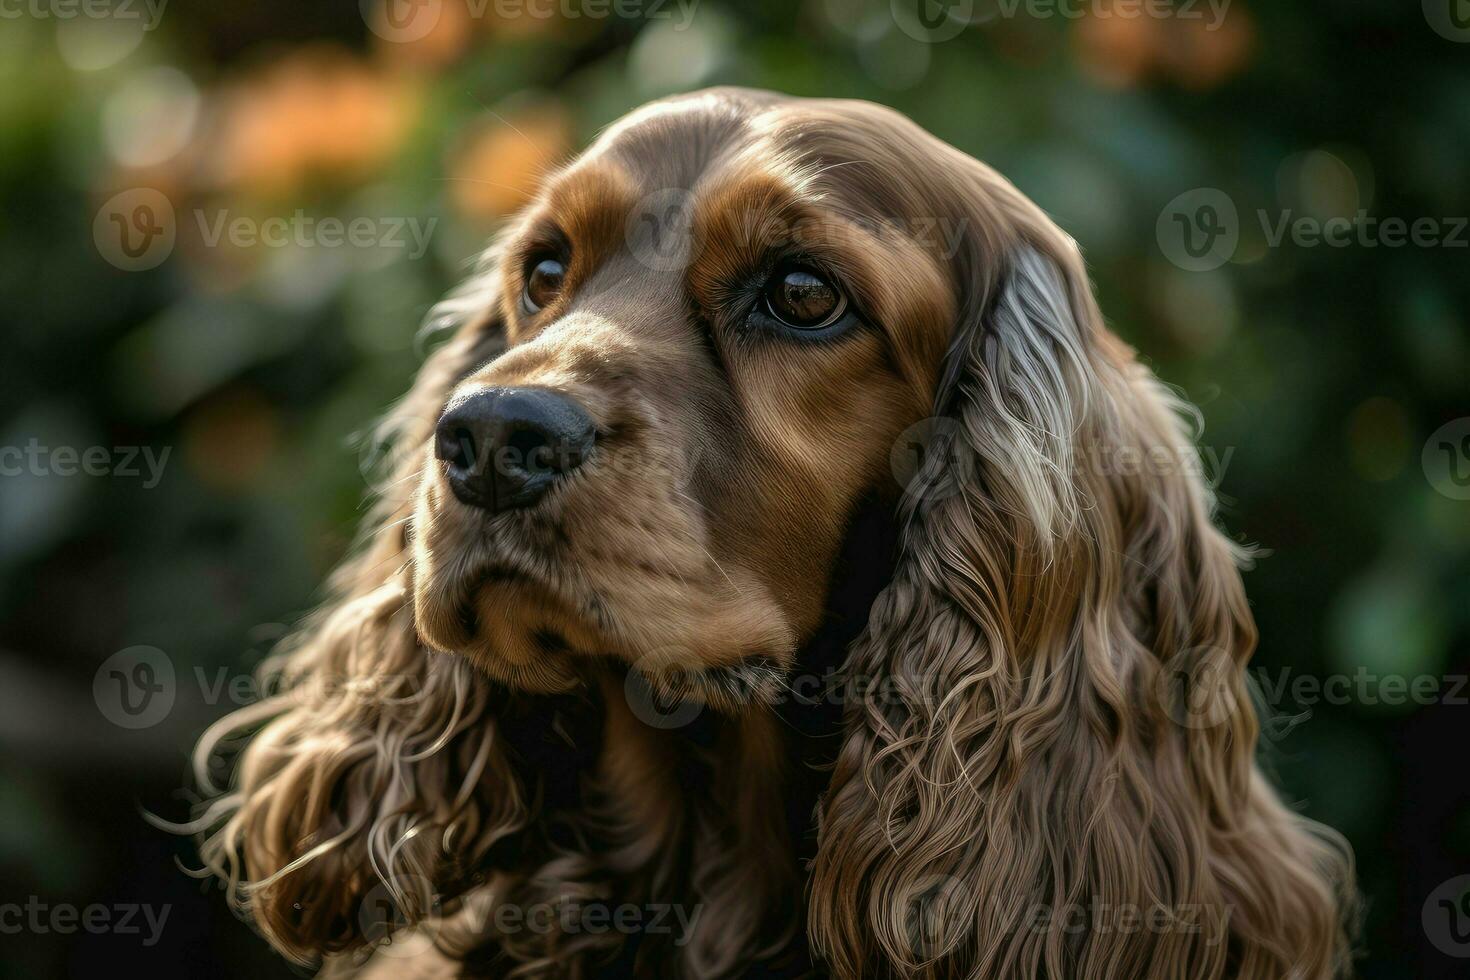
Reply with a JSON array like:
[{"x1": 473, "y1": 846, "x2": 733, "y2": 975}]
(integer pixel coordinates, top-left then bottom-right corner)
[{"x1": 523, "y1": 257, "x2": 566, "y2": 313}]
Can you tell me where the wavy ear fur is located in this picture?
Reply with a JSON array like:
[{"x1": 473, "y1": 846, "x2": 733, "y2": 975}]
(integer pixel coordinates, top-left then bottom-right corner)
[
  {"x1": 187, "y1": 250, "x2": 537, "y2": 964},
  {"x1": 810, "y1": 207, "x2": 1356, "y2": 977}
]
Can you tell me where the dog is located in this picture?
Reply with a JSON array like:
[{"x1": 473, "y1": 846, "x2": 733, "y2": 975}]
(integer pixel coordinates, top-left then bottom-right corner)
[{"x1": 189, "y1": 88, "x2": 1356, "y2": 978}]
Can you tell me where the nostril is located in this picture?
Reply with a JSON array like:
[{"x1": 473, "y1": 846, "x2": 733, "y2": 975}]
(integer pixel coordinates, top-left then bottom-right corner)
[
  {"x1": 505, "y1": 425, "x2": 551, "y2": 474},
  {"x1": 434, "y1": 416, "x2": 479, "y2": 472},
  {"x1": 451, "y1": 428, "x2": 477, "y2": 471}
]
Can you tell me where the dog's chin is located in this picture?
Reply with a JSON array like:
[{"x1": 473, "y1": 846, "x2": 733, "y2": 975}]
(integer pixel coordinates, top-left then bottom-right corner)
[
  {"x1": 412, "y1": 562, "x2": 800, "y2": 710},
  {"x1": 410, "y1": 493, "x2": 804, "y2": 702},
  {"x1": 411, "y1": 563, "x2": 593, "y2": 694}
]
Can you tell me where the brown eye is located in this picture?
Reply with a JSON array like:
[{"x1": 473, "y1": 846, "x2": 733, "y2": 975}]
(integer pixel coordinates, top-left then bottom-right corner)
[
  {"x1": 523, "y1": 257, "x2": 565, "y2": 312},
  {"x1": 762, "y1": 265, "x2": 847, "y2": 330}
]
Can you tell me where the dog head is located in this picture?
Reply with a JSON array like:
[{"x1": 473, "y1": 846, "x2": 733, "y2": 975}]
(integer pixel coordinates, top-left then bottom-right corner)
[{"x1": 410, "y1": 88, "x2": 1032, "y2": 702}]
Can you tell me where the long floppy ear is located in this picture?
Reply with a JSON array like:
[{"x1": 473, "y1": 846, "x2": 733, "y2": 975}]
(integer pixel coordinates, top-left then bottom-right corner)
[
  {"x1": 184, "y1": 248, "x2": 532, "y2": 964},
  {"x1": 810, "y1": 210, "x2": 1356, "y2": 977}
]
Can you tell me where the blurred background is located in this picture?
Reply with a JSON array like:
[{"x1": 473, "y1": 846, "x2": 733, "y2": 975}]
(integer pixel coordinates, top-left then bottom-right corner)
[{"x1": 1, "y1": 0, "x2": 1467, "y2": 976}]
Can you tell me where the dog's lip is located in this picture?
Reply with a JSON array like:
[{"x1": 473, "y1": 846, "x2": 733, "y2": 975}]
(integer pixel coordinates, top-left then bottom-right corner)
[
  {"x1": 474, "y1": 558, "x2": 579, "y2": 609},
  {"x1": 419, "y1": 544, "x2": 615, "y2": 651}
]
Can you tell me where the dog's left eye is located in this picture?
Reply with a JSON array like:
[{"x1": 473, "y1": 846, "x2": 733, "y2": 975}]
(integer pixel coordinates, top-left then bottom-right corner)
[
  {"x1": 523, "y1": 257, "x2": 566, "y2": 313},
  {"x1": 761, "y1": 265, "x2": 848, "y2": 331}
]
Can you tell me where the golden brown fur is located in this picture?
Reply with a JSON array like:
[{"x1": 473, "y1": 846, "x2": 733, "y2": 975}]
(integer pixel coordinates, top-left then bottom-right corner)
[{"x1": 186, "y1": 88, "x2": 1356, "y2": 978}]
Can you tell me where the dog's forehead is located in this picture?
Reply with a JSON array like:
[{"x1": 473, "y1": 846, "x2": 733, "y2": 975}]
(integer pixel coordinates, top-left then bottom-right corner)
[
  {"x1": 581, "y1": 91, "x2": 772, "y2": 190},
  {"x1": 568, "y1": 90, "x2": 952, "y2": 217}
]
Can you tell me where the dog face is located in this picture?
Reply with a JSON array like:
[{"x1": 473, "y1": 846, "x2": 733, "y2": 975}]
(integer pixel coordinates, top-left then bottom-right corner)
[{"x1": 411, "y1": 90, "x2": 957, "y2": 695}]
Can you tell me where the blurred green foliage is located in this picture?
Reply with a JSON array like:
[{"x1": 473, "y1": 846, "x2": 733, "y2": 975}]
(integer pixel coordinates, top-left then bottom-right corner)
[{"x1": 0, "y1": 1, "x2": 1466, "y2": 976}]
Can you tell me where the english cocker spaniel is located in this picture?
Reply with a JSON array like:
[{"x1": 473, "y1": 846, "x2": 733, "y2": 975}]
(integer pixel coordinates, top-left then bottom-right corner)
[{"x1": 189, "y1": 88, "x2": 1357, "y2": 978}]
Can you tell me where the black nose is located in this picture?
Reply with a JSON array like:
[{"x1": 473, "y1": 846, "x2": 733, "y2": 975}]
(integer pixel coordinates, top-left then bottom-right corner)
[{"x1": 434, "y1": 387, "x2": 595, "y2": 512}]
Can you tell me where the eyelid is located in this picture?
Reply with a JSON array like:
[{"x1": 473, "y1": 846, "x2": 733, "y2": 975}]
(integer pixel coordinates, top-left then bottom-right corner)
[
  {"x1": 521, "y1": 244, "x2": 568, "y2": 278},
  {"x1": 514, "y1": 224, "x2": 571, "y2": 275}
]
